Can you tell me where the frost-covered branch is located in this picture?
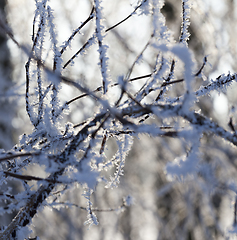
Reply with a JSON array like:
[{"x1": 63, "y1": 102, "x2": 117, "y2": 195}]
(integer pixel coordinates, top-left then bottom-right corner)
[{"x1": 1, "y1": 0, "x2": 237, "y2": 239}]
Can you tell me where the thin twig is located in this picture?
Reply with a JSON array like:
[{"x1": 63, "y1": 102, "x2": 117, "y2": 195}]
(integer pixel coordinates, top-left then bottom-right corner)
[{"x1": 0, "y1": 152, "x2": 40, "y2": 163}]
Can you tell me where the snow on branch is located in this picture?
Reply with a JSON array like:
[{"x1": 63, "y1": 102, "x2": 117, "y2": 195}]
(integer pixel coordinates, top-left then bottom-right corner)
[
  {"x1": 0, "y1": 0, "x2": 237, "y2": 239},
  {"x1": 105, "y1": 135, "x2": 133, "y2": 189},
  {"x1": 179, "y1": 0, "x2": 191, "y2": 45},
  {"x1": 94, "y1": 0, "x2": 110, "y2": 94}
]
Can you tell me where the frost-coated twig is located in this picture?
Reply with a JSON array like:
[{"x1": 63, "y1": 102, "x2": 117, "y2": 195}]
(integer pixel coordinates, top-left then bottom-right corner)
[
  {"x1": 94, "y1": 0, "x2": 110, "y2": 94},
  {"x1": 120, "y1": 102, "x2": 237, "y2": 147},
  {"x1": 63, "y1": 34, "x2": 96, "y2": 69},
  {"x1": 125, "y1": 35, "x2": 153, "y2": 83},
  {"x1": 106, "y1": 0, "x2": 148, "y2": 32},
  {"x1": 36, "y1": 62, "x2": 43, "y2": 125},
  {"x1": 180, "y1": 0, "x2": 191, "y2": 45},
  {"x1": 0, "y1": 152, "x2": 40, "y2": 163},
  {"x1": 156, "y1": 59, "x2": 175, "y2": 101},
  {"x1": 65, "y1": 74, "x2": 152, "y2": 107},
  {"x1": 25, "y1": 2, "x2": 48, "y2": 127},
  {"x1": 63, "y1": 0, "x2": 148, "y2": 70},
  {"x1": 50, "y1": 199, "x2": 127, "y2": 212},
  {"x1": 60, "y1": 6, "x2": 95, "y2": 57}
]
